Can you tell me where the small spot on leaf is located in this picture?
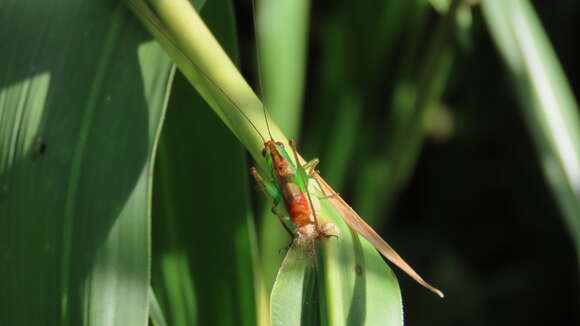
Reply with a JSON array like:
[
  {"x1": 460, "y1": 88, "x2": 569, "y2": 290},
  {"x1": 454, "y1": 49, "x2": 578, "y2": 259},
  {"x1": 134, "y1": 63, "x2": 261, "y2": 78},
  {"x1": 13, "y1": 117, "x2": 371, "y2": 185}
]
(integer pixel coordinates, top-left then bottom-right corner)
[
  {"x1": 355, "y1": 264, "x2": 364, "y2": 276},
  {"x1": 32, "y1": 136, "x2": 47, "y2": 160}
]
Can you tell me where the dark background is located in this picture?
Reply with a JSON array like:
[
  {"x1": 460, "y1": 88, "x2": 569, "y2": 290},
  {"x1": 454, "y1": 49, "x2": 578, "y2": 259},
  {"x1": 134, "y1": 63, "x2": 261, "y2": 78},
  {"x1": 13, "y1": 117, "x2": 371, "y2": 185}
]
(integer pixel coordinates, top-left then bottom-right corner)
[{"x1": 234, "y1": 1, "x2": 580, "y2": 324}]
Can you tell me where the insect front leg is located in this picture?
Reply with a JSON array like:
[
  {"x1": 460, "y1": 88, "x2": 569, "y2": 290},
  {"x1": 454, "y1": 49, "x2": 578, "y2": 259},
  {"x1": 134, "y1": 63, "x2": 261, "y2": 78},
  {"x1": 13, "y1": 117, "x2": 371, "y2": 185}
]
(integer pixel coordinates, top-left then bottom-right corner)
[
  {"x1": 303, "y1": 158, "x2": 340, "y2": 200},
  {"x1": 250, "y1": 167, "x2": 296, "y2": 239},
  {"x1": 288, "y1": 143, "x2": 336, "y2": 200},
  {"x1": 302, "y1": 158, "x2": 319, "y2": 175},
  {"x1": 288, "y1": 140, "x2": 323, "y2": 229},
  {"x1": 288, "y1": 141, "x2": 341, "y2": 240}
]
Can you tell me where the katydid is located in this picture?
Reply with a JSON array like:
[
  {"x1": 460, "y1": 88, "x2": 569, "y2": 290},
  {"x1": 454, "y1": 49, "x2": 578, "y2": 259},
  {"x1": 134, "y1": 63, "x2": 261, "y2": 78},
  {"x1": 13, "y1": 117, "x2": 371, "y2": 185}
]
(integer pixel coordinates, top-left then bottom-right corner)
[
  {"x1": 249, "y1": 120, "x2": 335, "y2": 241},
  {"x1": 245, "y1": 111, "x2": 444, "y2": 297}
]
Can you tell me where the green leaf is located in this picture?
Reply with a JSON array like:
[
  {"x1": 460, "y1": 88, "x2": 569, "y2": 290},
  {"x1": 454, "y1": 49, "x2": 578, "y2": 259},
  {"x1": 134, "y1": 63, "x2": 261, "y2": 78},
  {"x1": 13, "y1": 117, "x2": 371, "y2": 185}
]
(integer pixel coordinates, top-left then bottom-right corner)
[
  {"x1": 270, "y1": 244, "x2": 319, "y2": 326},
  {"x1": 149, "y1": 286, "x2": 169, "y2": 326},
  {"x1": 256, "y1": 0, "x2": 310, "y2": 139},
  {"x1": 269, "y1": 198, "x2": 404, "y2": 325},
  {"x1": 320, "y1": 200, "x2": 403, "y2": 326},
  {"x1": 0, "y1": 2, "x2": 173, "y2": 325}
]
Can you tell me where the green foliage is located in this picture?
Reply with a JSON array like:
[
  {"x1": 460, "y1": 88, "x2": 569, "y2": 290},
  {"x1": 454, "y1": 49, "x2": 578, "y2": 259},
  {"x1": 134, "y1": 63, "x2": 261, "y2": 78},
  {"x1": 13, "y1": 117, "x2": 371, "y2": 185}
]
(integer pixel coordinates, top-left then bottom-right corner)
[{"x1": 2, "y1": 0, "x2": 580, "y2": 325}]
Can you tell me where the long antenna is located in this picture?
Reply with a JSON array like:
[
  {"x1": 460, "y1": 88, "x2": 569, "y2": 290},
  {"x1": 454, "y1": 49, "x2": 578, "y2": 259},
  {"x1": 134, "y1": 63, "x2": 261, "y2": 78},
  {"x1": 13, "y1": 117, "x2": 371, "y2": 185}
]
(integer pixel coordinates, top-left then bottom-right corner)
[
  {"x1": 263, "y1": 105, "x2": 274, "y2": 142},
  {"x1": 239, "y1": 104, "x2": 266, "y2": 144},
  {"x1": 251, "y1": 0, "x2": 274, "y2": 142}
]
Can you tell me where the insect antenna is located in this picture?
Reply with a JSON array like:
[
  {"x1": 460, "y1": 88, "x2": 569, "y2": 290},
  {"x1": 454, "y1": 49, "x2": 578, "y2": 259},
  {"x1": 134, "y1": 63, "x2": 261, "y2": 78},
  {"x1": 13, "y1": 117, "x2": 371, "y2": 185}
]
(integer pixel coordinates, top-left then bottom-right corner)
[
  {"x1": 239, "y1": 105, "x2": 267, "y2": 144},
  {"x1": 251, "y1": 0, "x2": 275, "y2": 142},
  {"x1": 263, "y1": 105, "x2": 274, "y2": 142}
]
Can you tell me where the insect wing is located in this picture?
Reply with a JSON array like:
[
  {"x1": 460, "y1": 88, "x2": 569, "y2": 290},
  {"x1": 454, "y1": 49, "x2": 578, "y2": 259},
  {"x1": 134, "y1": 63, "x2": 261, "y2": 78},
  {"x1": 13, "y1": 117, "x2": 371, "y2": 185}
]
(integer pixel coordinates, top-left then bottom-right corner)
[{"x1": 315, "y1": 174, "x2": 444, "y2": 298}]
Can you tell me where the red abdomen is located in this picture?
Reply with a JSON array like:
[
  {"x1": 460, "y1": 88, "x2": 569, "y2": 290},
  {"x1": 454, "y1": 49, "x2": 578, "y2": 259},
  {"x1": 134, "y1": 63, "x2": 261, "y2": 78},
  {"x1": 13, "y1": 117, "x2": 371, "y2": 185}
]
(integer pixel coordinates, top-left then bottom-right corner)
[
  {"x1": 281, "y1": 183, "x2": 312, "y2": 228},
  {"x1": 287, "y1": 193, "x2": 311, "y2": 227}
]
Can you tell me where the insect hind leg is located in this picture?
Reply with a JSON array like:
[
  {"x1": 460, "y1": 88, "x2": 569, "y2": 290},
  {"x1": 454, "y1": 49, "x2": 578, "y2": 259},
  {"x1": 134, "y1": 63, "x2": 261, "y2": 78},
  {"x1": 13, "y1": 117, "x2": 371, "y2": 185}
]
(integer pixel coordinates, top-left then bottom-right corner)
[
  {"x1": 250, "y1": 166, "x2": 296, "y2": 241},
  {"x1": 271, "y1": 206, "x2": 296, "y2": 239}
]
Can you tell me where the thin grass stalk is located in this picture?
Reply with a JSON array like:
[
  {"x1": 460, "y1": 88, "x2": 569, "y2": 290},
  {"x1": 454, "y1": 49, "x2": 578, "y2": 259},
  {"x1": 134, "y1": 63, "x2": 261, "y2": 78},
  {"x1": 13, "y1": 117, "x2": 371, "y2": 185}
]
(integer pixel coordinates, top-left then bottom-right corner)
[{"x1": 482, "y1": 0, "x2": 580, "y2": 262}]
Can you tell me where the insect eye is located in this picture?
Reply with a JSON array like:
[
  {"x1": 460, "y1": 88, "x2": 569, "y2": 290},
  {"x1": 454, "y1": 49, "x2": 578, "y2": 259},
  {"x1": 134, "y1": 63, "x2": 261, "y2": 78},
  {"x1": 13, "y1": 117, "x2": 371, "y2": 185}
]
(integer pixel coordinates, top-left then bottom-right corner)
[
  {"x1": 261, "y1": 148, "x2": 267, "y2": 157},
  {"x1": 276, "y1": 141, "x2": 284, "y2": 148}
]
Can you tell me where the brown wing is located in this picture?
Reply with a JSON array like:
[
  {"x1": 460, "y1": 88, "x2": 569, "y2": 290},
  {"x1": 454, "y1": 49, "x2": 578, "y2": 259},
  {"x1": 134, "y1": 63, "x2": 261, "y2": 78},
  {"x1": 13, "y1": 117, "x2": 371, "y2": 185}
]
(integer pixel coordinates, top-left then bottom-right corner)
[{"x1": 315, "y1": 174, "x2": 444, "y2": 298}]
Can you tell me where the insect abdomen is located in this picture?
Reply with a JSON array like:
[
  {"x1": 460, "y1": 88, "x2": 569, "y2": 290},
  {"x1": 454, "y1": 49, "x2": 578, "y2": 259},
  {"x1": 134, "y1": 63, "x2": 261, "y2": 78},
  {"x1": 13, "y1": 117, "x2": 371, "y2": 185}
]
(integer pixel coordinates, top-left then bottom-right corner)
[
  {"x1": 281, "y1": 183, "x2": 312, "y2": 228},
  {"x1": 287, "y1": 193, "x2": 311, "y2": 227}
]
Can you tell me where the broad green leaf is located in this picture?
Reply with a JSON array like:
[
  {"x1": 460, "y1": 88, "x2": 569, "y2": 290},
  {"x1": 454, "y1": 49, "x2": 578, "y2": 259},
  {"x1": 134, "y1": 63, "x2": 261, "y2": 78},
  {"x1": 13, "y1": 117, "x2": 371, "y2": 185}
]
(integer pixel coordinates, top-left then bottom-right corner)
[
  {"x1": 0, "y1": 2, "x2": 173, "y2": 325},
  {"x1": 482, "y1": 0, "x2": 580, "y2": 259}
]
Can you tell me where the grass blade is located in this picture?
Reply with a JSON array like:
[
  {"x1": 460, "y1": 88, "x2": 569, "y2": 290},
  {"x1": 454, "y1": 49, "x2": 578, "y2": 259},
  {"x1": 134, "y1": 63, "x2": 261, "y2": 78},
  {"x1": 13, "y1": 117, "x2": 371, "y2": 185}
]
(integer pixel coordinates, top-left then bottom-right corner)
[
  {"x1": 149, "y1": 286, "x2": 169, "y2": 326},
  {"x1": 318, "y1": 196, "x2": 403, "y2": 325},
  {"x1": 270, "y1": 244, "x2": 319, "y2": 326},
  {"x1": 482, "y1": 0, "x2": 580, "y2": 259},
  {"x1": 355, "y1": 0, "x2": 461, "y2": 225},
  {"x1": 255, "y1": 0, "x2": 310, "y2": 139}
]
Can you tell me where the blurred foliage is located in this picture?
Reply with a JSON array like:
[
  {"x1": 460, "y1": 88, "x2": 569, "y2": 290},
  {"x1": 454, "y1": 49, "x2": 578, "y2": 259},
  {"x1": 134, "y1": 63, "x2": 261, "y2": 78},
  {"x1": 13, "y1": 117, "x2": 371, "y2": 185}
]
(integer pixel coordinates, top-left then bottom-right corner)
[
  {"x1": 2, "y1": 0, "x2": 580, "y2": 325},
  {"x1": 235, "y1": 0, "x2": 580, "y2": 324}
]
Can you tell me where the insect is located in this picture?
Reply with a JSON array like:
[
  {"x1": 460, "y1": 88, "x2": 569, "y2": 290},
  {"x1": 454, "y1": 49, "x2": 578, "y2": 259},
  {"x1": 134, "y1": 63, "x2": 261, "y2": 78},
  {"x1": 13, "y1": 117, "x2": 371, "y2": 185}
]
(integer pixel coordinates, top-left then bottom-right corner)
[
  {"x1": 242, "y1": 106, "x2": 443, "y2": 297},
  {"x1": 249, "y1": 114, "x2": 335, "y2": 242}
]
